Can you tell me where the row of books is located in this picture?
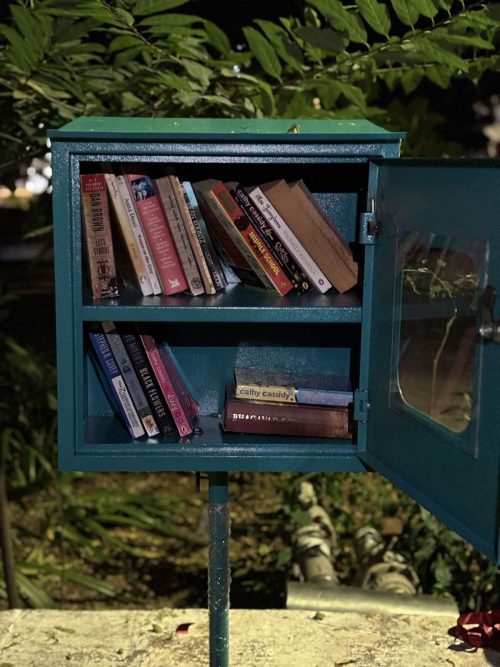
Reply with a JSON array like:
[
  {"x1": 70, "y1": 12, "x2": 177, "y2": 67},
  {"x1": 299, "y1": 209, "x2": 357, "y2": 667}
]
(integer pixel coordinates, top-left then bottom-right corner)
[
  {"x1": 89, "y1": 322, "x2": 354, "y2": 441},
  {"x1": 221, "y1": 367, "x2": 353, "y2": 439},
  {"x1": 80, "y1": 164, "x2": 358, "y2": 300},
  {"x1": 88, "y1": 322, "x2": 200, "y2": 439}
]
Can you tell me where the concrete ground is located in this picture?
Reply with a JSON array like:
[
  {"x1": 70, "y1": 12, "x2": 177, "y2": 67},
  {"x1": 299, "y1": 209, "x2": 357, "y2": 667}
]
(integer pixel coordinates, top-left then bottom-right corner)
[{"x1": 0, "y1": 608, "x2": 499, "y2": 666}]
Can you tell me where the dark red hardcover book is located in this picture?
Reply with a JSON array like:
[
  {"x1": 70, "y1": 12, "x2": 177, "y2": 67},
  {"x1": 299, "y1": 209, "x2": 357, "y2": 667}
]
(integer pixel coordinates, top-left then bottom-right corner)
[{"x1": 222, "y1": 386, "x2": 351, "y2": 439}]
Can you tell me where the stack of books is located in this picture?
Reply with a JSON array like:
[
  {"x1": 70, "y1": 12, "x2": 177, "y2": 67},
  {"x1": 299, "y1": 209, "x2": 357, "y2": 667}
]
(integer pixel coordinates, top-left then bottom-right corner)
[
  {"x1": 80, "y1": 165, "x2": 358, "y2": 300},
  {"x1": 221, "y1": 367, "x2": 354, "y2": 439},
  {"x1": 88, "y1": 322, "x2": 199, "y2": 439}
]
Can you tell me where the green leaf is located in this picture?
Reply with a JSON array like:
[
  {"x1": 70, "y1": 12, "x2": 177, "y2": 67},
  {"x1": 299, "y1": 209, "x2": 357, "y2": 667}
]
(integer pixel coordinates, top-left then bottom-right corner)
[
  {"x1": 140, "y1": 13, "x2": 201, "y2": 27},
  {"x1": 429, "y1": 32, "x2": 494, "y2": 51},
  {"x1": 356, "y1": 0, "x2": 391, "y2": 37},
  {"x1": 182, "y1": 59, "x2": 213, "y2": 89},
  {"x1": 307, "y1": 0, "x2": 368, "y2": 44},
  {"x1": 203, "y1": 20, "x2": 231, "y2": 56},
  {"x1": 15, "y1": 572, "x2": 56, "y2": 609},
  {"x1": 121, "y1": 91, "x2": 145, "y2": 111},
  {"x1": 134, "y1": 0, "x2": 190, "y2": 15},
  {"x1": 295, "y1": 26, "x2": 345, "y2": 53},
  {"x1": 254, "y1": 20, "x2": 304, "y2": 69},
  {"x1": 242, "y1": 26, "x2": 282, "y2": 80},
  {"x1": 391, "y1": 0, "x2": 421, "y2": 26}
]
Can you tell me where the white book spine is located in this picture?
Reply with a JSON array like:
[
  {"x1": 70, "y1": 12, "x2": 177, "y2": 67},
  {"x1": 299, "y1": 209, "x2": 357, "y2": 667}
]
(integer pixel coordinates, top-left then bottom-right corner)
[
  {"x1": 114, "y1": 173, "x2": 163, "y2": 295},
  {"x1": 248, "y1": 186, "x2": 332, "y2": 294}
]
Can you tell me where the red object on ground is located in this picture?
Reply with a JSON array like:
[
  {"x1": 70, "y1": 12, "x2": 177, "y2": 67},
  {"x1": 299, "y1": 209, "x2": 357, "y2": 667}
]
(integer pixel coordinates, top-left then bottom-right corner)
[{"x1": 455, "y1": 610, "x2": 500, "y2": 651}]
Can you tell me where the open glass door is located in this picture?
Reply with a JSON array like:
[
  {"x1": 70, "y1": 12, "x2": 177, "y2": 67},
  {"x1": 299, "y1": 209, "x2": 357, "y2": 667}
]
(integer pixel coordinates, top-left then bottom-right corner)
[{"x1": 362, "y1": 160, "x2": 500, "y2": 564}]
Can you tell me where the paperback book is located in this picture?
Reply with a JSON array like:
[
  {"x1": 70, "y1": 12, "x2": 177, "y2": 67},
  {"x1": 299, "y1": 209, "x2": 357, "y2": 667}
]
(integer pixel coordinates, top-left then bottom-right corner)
[{"x1": 222, "y1": 385, "x2": 351, "y2": 439}]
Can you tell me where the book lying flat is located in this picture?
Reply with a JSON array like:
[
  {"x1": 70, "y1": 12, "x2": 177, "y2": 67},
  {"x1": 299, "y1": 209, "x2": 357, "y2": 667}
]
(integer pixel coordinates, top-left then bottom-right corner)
[
  {"x1": 222, "y1": 385, "x2": 351, "y2": 439},
  {"x1": 234, "y1": 367, "x2": 353, "y2": 407}
]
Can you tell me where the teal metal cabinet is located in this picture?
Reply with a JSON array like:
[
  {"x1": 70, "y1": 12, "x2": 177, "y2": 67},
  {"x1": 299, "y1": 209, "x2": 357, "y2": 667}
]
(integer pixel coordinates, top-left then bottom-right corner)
[{"x1": 49, "y1": 118, "x2": 500, "y2": 565}]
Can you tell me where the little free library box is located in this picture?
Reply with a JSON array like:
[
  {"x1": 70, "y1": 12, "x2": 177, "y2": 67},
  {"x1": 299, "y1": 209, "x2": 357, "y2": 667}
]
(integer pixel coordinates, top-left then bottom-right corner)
[{"x1": 49, "y1": 117, "x2": 500, "y2": 565}]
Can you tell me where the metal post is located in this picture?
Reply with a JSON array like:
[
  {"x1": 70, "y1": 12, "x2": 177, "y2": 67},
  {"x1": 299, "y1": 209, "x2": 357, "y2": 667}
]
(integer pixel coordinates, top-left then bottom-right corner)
[{"x1": 208, "y1": 472, "x2": 230, "y2": 667}]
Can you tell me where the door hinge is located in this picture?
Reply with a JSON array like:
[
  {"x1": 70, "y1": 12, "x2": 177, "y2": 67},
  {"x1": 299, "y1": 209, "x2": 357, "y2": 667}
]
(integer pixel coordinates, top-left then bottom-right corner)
[
  {"x1": 354, "y1": 389, "x2": 370, "y2": 423},
  {"x1": 360, "y1": 198, "x2": 379, "y2": 245}
]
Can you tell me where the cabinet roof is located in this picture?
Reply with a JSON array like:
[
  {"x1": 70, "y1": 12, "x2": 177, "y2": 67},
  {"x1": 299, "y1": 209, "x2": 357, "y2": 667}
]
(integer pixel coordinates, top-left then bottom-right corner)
[{"x1": 49, "y1": 116, "x2": 405, "y2": 143}]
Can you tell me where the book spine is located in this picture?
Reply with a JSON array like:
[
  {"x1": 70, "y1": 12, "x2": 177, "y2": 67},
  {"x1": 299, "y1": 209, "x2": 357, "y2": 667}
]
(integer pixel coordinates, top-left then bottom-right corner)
[
  {"x1": 212, "y1": 183, "x2": 294, "y2": 296},
  {"x1": 101, "y1": 321, "x2": 160, "y2": 437},
  {"x1": 80, "y1": 173, "x2": 119, "y2": 299},
  {"x1": 290, "y1": 180, "x2": 358, "y2": 293},
  {"x1": 154, "y1": 175, "x2": 205, "y2": 296},
  {"x1": 223, "y1": 393, "x2": 350, "y2": 439},
  {"x1": 235, "y1": 381, "x2": 352, "y2": 406},
  {"x1": 114, "y1": 173, "x2": 163, "y2": 295},
  {"x1": 248, "y1": 186, "x2": 332, "y2": 294},
  {"x1": 158, "y1": 342, "x2": 200, "y2": 420},
  {"x1": 182, "y1": 181, "x2": 227, "y2": 292},
  {"x1": 231, "y1": 184, "x2": 311, "y2": 293},
  {"x1": 120, "y1": 331, "x2": 177, "y2": 435},
  {"x1": 122, "y1": 169, "x2": 188, "y2": 296},
  {"x1": 293, "y1": 180, "x2": 358, "y2": 292},
  {"x1": 167, "y1": 175, "x2": 215, "y2": 294},
  {"x1": 140, "y1": 334, "x2": 194, "y2": 437},
  {"x1": 193, "y1": 183, "x2": 263, "y2": 288},
  {"x1": 88, "y1": 330, "x2": 145, "y2": 438},
  {"x1": 103, "y1": 170, "x2": 155, "y2": 296}
]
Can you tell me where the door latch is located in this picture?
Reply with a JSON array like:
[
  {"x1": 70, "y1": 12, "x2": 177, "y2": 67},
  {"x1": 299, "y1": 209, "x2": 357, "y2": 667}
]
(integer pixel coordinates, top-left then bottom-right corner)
[{"x1": 478, "y1": 285, "x2": 500, "y2": 343}]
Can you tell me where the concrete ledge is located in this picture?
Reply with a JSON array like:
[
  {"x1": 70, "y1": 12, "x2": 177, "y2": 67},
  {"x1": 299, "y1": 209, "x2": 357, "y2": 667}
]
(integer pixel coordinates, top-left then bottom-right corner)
[{"x1": 0, "y1": 608, "x2": 497, "y2": 666}]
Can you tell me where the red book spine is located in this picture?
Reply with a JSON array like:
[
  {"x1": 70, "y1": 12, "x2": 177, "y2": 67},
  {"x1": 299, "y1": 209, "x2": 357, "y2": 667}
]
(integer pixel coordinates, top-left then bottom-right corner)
[
  {"x1": 212, "y1": 183, "x2": 295, "y2": 296},
  {"x1": 123, "y1": 169, "x2": 188, "y2": 295},
  {"x1": 140, "y1": 334, "x2": 193, "y2": 437},
  {"x1": 223, "y1": 387, "x2": 351, "y2": 439}
]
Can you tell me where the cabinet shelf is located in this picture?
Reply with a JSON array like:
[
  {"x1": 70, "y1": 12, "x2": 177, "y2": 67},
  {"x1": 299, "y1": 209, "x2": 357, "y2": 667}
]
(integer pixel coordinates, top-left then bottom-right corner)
[
  {"x1": 82, "y1": 284, "x2": 362, "y2": 323},
  {"x1": 77, "y1": 415, "x2": 362, "y2": 472}
]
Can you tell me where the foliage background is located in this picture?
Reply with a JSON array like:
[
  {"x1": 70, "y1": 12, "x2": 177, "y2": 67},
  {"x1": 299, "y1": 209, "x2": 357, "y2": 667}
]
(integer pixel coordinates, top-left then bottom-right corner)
[{"x1": 0, "y1": 0, "x2": 499, "y2": 611}]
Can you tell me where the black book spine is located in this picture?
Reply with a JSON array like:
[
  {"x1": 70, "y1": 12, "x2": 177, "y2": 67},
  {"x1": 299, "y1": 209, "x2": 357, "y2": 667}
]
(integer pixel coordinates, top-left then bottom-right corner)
[
  {"x1": 120, "y1": 331, "x2": 177, "y2": 435},
  {"x1": 232, "y1": 184, "x2": 311, "y2": 293}
]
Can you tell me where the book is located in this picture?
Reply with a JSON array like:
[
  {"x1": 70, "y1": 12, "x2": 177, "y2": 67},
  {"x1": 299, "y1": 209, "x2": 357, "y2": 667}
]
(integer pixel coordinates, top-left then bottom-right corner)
[
  {"x1": 193, "y1": 179, "x2": 270, "y2": 289},
  {"x1": 166, "y1": 174, "x2": 215, "y2": 294},
  {"x1": 139, "y1": 333, "x2": 195, "y2": 437},
  {"x1": 182, "y1": 181, "x2": 227, "y2": 292},
  {"x1": 260, "y1": 179, "x2": 356, "y2": 293},
  {"x1": 154, "y1": 173, "x2": 205, "y2": 296},
  {"x1": 291, "y1": 179, "x2": 358, "y2": 292},
  {"x1": 80, "y1": 173, "x2": 119, "y2": 299},
  {"x1": 103, "y1": 167, "x2": 158, "y2": 296},
  {"x1": 229, "y1": 182, "x2": 311, "y2": 293},
  {"x1": 119, "y1": 329, "x2": 177, "y2": 435},
  {"x1": 234, "y1": 367, "x2": 353, "y2": 407},
  {"x1": 101, "y1": 321, "x2": 160, "y2": 437},
  {"x1": 158, "y1": 341, "x2": 200, "y2": 421},
  {"x1": 122, "y1": 166, "x2": 188, "y2": 296},
  {"x1": 211, "y1": 181, "x2": 294, "y2": 296},
  {"x1": 246, "y1": 185, "x2": 332, "y2": 294},
  {"x1": 222, "y1": 386, "x2": 351, "y2": 439},
  {"x1": 88, "y1": 328, "x2": 145, "y2": 439}
]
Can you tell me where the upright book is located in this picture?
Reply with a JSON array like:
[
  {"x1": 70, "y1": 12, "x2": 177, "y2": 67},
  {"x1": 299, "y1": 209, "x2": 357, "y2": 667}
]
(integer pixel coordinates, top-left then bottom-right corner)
[
  {"x1": 260, "y1": 179, "x2": 357, "y2": 293},
  {"x1": 80, "y1": 173, "x2": 119, "y2": 299},
  {"x1": 120, "y1": 328, "x2": 177, "y2": 435},
  {"x1": 222, "y1": 386, "x2": 351, "y2": 439},
  {"x1": 103, "y1": 167, "x2": 158, "y2": 296},
  {"x1": 140, "y1": 333, "x2": 196, "y2": 437},
  {"x1": 247, "y1": 185, "x2": 332, "y2": 294},
  {"x1": 101, "y1": 321, "x2": 160, "y2": 437},
  {"x1": 122, "y1": 166, "x2": 188, "y2": 296},
  {"x1": 154, "y1": 173, "x2": 205, "y2": 296},
  {"x1": 88, "y1": 328, "x2": 145, "y2": 439}
]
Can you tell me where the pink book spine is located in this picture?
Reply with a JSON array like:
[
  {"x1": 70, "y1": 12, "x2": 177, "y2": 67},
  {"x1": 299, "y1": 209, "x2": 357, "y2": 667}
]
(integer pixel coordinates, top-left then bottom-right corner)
[
  {"x1": 123, "y1": 171, "x2": 188, "y2": 295},
  {"x1": 140, "y1": 334, "x2": 193, "y2": 437}
]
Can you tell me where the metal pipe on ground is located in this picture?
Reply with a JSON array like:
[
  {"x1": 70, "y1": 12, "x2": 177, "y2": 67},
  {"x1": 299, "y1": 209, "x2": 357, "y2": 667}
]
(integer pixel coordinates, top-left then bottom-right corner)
[{"x1": 286, "y1": 581, "x2": 457, "y2": 617}]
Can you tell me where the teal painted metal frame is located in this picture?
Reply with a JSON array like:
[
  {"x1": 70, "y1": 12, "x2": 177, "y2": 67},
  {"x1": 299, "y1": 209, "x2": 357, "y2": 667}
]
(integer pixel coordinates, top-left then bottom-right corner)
[{"x1": 50, "y1": 121, "x2": 402, "y2": 475}]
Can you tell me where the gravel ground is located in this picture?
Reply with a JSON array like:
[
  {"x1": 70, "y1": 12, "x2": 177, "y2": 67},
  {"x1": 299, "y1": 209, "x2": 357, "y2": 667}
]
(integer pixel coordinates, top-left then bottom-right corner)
[{"x1": 1, "y1": 608, "x2": 499, "y2": 666}]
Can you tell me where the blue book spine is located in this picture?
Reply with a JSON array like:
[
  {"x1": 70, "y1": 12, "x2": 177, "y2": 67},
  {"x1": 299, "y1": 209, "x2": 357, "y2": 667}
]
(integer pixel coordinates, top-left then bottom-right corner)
[
  {"x1": 88, "y1": 330, "x2": 145, "y2": 439},
  {"x1": 295, "y1": 388, "x2": 353, "y2": 407}
]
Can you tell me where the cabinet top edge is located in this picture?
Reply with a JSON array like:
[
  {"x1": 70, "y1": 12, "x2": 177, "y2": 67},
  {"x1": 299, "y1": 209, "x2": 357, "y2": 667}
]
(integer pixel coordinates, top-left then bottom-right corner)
[{"x1": 48, "y1": 116, "x2": 406, "y2": 143}]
